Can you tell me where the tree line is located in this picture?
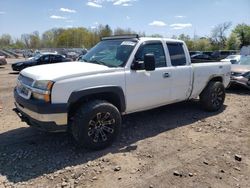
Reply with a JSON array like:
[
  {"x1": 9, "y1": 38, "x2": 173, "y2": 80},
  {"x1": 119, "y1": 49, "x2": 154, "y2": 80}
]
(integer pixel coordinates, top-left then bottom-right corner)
[{"x1": 0, "y1": 22, "x2": 249, "y2": 51}]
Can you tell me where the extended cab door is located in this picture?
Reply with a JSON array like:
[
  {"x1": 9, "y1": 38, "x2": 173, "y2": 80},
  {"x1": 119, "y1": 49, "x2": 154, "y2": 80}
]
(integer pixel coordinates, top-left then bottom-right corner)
[
  {"x1": 125, "y1": 41, "x2": 173, "y2": 113},
  {"x1": 166, "y1": 42, "x2": 192, "y2": 101}
]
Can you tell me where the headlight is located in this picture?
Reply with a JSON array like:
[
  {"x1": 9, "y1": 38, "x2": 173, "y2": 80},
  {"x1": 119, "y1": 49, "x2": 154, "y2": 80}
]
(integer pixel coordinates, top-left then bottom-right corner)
[
  {"x1": 32, "y1": 80, "x2": 54, "y2": 102},
  {"x1": 33, "y1": 80, "x2": 54, "y2": 90}
]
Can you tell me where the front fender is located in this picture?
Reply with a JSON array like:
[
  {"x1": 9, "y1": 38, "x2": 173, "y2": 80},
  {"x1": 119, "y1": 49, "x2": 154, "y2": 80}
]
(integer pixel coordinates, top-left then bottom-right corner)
[{"x1": 68, "y1": 85, "x2": 126, "y2": 112}]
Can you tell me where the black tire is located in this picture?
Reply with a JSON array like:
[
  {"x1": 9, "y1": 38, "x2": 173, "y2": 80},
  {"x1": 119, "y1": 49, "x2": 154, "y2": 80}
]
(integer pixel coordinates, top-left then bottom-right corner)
[
  {"x1": 71, "y1": 100, "x2": 121, "y2": 150},
  {"x1": 199, "y1": 81, "x2": 225, "y2": 112}
]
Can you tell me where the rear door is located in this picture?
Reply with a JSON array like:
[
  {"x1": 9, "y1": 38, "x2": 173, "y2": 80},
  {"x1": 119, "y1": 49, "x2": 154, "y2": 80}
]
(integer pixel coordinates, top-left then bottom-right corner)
[
  {"x1": 125, "y1": 41, "x2": 173, "y2": 113},
  {"x1": 51, "y1": 55, "x2": 63, "y2": 63},
  {"x1": 166, "y1": 42, "x2": 193, "y2": 101}
]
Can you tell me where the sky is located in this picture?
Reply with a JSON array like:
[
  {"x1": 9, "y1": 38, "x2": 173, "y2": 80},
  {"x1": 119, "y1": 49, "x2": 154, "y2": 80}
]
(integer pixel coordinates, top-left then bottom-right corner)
[{"x1": 0, "y1": 0, "x2": 249, "y2": 39}]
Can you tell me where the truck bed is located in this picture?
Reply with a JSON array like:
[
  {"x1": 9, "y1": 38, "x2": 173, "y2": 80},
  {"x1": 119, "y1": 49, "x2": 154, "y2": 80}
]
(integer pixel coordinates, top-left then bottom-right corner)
[{"x1": 189, "y1": 61, "x2": 231, "y2": 99}]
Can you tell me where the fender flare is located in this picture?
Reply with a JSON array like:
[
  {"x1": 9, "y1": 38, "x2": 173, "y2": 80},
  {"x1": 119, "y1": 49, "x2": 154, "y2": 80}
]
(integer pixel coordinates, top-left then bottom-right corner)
[{"x1": 68, "y1": 86, "x2": 126, "y2": 112}]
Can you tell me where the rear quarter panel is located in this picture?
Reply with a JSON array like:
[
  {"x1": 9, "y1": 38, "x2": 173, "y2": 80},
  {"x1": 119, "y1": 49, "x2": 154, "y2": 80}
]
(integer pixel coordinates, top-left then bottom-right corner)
[{"x1": 190, "y1": 62, "x2": 231, "y2": 99}]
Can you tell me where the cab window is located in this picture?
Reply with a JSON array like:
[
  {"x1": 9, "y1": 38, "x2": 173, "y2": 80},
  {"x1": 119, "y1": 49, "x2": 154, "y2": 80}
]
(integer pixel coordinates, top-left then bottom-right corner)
[
  {"x1": 135, "y1": 42, "x2": 166, "y2": 68},
  {"x1": 167, "y1": 43, "x2": 186, "y2": 66}
]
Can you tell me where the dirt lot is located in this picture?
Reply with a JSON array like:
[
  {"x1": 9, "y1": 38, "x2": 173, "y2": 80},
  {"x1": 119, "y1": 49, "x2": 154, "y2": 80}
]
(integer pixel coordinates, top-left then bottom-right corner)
[{"x1": 0, "y1": 59, "x2": 250, "y2": 188}]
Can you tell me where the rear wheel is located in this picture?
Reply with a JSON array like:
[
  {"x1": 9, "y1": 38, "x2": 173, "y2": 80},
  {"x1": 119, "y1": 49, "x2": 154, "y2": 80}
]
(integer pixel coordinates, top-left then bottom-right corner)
[
  {"x1": 71, "y1": 100, "x2": 121, "y2": 150},
  {"x1": 200, "y1": 81, "x2": 225, "y2": 112}
]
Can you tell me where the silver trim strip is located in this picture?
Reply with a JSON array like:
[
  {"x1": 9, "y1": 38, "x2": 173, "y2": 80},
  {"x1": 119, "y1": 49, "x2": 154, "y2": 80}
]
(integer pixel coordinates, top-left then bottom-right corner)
[{"x1": 15, "y1": 102, "x2": 67, "y2": 125}]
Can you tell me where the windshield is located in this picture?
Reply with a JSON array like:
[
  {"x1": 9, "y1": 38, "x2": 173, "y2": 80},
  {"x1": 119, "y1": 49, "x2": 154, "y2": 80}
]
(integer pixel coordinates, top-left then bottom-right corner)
[
  {"x1": 239, "y1": 56, "x2": 250, "y2": 65},
  {"x1": 33, "y1": 54, "x2": 42, "y2": 60},
  {"x1": 80, "y1": 39, "x2": 137, "y2": 67}
]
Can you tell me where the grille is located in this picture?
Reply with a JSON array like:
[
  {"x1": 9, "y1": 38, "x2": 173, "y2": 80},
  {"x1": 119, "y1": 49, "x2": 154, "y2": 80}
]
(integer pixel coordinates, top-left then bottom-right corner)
[
  {"x1": 18, "y1": 74, "x2": 34, "y2": 86},
  {"x1": 16, "y1": 74, "x2": 33, "y2": 99}
]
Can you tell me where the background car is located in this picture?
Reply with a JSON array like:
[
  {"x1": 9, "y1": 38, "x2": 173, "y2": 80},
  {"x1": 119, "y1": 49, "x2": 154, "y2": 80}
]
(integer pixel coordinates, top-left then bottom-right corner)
[
  {"x1": 12, "y1": 54, "x2": 71, "y2": 71},
  {"x1": 230, "y1": 55, "x2": 250, "y2": 89},
  {"x1": 0, "y1": 56, "x2": 7, "y2": 65},
  {"x1": 221, "y1": 55, "x2": 241, "y2": 63},
  {"x1": 191, "y1": 54, "x2": 215, "y2": 63},
  {"x1": 211, "y1": 50, "x2": 238, "y2": 60}
]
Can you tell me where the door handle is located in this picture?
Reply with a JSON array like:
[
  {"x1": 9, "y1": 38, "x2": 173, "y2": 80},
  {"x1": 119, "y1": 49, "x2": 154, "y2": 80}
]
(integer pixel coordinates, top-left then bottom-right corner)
[{"x1": 163, "y1": 72, "x2": 170, "y2": 78}]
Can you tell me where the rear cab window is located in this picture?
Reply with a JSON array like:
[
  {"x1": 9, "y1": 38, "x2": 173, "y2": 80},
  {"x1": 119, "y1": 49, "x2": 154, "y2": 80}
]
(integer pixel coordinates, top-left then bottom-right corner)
[{"x1": 167, "y1": 43, "x2": 187, "y2": 66}]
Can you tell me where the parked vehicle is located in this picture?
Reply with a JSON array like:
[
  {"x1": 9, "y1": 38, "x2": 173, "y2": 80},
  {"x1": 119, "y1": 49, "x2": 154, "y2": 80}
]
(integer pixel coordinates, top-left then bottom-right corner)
[
  {"x1": 230, "y1": 55, "x2": 250, "y2": 89},
  {"x1": 221, "y1": 55, "x2": 241, "y2": 63},
  {"x1": 191, "y1": 54, "x2": 215, "y2": 63},
  {"x1": 202, "y1": 51, "x2": 213, "y2": 56},
  {"x1": 12, "y1": 54, "x2": 71, "y2": 71},
  {"x1": 189, "y1": 51, "x2": 202, "y2": 56},
  {"x1": 13, "y1": 35, "x2": 231, "y2": 150},
  {"x1": 211, "y1": 50, "x2": 238, "y2": 60},
  {"x1": 0, "y1": 56, "x2": 7, "y2": 65},
  {"x1": 191, "y1": 54, "x2": 212, "y2": 59}
]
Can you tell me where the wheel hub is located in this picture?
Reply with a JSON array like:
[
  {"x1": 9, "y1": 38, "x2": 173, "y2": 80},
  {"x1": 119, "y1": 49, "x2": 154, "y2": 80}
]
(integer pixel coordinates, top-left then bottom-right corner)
[
  {"x1": 211, "y1": 87, "x2": 224, "y2": 108},
  {"x1": 88, "y1": 112, "x2": 115, "y2": 143}
]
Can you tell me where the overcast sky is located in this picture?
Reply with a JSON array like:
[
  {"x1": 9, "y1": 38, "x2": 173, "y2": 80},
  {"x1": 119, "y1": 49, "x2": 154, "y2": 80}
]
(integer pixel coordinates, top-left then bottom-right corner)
[{"x1": 0, "y1": 0, "x2": 249, "y2": 38}]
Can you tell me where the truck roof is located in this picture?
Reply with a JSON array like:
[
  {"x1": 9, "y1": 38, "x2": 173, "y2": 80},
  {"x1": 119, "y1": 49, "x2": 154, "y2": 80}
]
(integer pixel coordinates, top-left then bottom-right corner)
[
  {"x1": 101, "y1": 35, "x2": 184, "y2": 44},
  {"x1": 139, "y1": 37, "x2": 184, "y2": 43}
]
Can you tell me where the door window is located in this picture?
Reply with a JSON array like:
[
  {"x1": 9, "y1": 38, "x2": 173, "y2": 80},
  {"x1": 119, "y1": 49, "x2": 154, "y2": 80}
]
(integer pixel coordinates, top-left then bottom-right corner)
[
  {"x1": 167, "y1": 43, "x2": 186, "y2": 66},
  {"x1": 40, "y1": 55, "x2": 50, "y2": 63},
  {"x1": 135, "y1": 42, "x2": 166, "y2": 68},
  {"x1": 51, "y1": 55, "x2": 63, "y2": 63}
]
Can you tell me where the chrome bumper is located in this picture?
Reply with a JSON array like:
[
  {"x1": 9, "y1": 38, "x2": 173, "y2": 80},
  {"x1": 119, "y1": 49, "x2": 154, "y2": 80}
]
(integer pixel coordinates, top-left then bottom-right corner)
[{"x1": 15, "y1": 102, "x2": 67, "y2": 126}]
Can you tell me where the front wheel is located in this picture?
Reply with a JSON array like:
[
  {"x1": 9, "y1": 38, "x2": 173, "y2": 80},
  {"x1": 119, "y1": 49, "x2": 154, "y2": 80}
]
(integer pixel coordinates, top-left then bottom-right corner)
[
  {"x1": 200, "y1": 81, "x2": 225, "y2": 112},
  {"x1": 71, "y1": 100, "x2": 121, "y2": 150}
]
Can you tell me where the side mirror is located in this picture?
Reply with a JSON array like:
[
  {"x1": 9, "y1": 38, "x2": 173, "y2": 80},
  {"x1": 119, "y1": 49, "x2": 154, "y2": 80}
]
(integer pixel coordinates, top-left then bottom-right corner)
[
  {"x1": 230, "y1": 59, "x2": 237, "y2": 64},
  {"x1": 144, "y1": 53, "x2": 155, "y2": 71}
]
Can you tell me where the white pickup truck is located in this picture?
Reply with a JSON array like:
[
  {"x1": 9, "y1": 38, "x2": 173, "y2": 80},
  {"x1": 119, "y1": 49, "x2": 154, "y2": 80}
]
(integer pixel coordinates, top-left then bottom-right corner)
[{"x1": 14, "y1": 35, "x2": 231, "y2": 150}]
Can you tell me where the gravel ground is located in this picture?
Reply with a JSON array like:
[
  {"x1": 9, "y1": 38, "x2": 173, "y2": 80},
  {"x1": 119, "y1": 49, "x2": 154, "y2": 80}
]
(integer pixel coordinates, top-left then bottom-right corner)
[{"x1": 0, "y1": 59, "x2": 249, "y2": 188}]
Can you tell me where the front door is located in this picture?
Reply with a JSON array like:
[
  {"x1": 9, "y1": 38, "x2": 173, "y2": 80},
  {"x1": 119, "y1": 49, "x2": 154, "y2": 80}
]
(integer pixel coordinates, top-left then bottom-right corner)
[{"x1": 125, "y1": 41, "x2": 173, "y2": 113}]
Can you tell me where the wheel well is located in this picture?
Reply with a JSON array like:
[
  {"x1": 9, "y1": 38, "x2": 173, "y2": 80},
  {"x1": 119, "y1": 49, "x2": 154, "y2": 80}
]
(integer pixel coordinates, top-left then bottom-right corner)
[
  {"x1": 68, "y1": 92, "x2": 123, "y2": 118},
  {"x1": 209, "y1": 76, "x2": 223, "y2": 83},
  {"x1": 200, "y1": 76, "x2": 224, "y2": 97}
]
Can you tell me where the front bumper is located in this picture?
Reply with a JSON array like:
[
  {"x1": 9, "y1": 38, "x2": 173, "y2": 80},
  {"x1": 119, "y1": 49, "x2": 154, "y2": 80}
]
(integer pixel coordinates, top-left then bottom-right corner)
[
  {"x1": 230, "y1": 76, "x2": 250, "y2": 89},
  {"x1": 12, "y1": 64, "x2": 22, "y2": 71},
  {"x1": 14, "y1": 88, "x2": 68, "y2": 132}
]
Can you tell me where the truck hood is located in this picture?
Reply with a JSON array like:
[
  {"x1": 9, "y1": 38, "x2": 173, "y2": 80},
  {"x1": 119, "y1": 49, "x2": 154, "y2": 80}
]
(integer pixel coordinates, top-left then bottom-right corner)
[{"x1": 20, "y1": 61, "x2": 117, "y2": 81}]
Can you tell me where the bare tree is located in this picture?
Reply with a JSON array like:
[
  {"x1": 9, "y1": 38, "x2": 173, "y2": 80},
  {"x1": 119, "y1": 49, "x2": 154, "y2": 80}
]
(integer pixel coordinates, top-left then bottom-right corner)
[
  {"x1": 211, "y1": 22, "x2": 232, "y2": 49},
  {"x1": 21, "y1": 34, "x2": 31, "y2": 48}
]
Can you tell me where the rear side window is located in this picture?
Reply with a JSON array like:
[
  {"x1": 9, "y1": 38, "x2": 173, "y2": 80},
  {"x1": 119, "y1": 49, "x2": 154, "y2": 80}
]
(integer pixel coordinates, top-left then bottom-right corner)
[
  {"x1": 50, "y1": 55, "x2": 64, "y2": 63},
  {"x1": 55, "y1": 55, "x2": 63, "y2": 61},
  {"x1": 135, "y1": 42, "x2": 166, "y2": 68},
  {"x1": 167, "y1": 43, "x2": 186, "y2": 66}
]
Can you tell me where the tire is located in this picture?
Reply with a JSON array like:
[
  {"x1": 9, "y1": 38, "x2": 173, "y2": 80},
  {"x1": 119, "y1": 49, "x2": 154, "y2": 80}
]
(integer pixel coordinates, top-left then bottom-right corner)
[
  {"x1": 71, "y1": 100, "x2": 121, "y2": 150},
  {"x1": 199, "y1": 81, "x2": 225, "y2": 112}
]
